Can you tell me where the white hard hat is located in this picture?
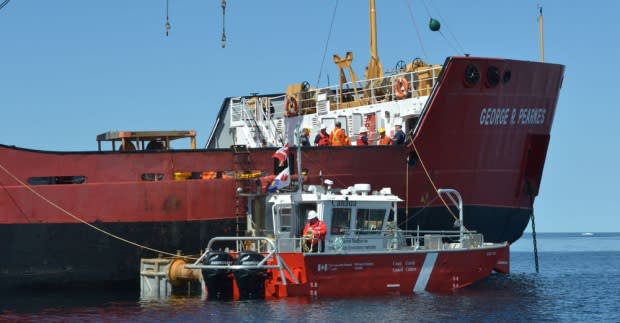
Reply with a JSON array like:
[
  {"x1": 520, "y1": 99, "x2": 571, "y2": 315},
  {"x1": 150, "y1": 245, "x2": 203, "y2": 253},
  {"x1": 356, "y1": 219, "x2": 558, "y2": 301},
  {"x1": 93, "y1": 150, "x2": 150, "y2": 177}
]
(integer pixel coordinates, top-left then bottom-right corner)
[
  {"x1": 307, "y1": 210, "x2": 318, "y2": 220},
  {"x1": 359, "y1": 126, "x2": 368, "y2": 133},
  {"x1": 320, "y1": 124, "x2": 326, "y2": 129}
]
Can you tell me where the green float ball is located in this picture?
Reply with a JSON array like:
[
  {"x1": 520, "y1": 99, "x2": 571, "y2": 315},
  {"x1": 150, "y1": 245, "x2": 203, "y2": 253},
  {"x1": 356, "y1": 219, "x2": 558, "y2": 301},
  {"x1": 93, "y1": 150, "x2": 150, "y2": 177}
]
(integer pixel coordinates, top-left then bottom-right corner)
[{"x1": 429, "y1": 18, "x2": 441, "y2": 31}]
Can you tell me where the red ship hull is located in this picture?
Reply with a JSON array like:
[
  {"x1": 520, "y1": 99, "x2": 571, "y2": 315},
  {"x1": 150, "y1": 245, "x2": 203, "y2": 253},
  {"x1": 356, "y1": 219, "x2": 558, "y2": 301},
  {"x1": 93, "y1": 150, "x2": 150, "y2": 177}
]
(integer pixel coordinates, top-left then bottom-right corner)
[
  {"x1": 0, "y1": 57, "x2": 563, "y2": 290},
  {"x1": 275, "y1": 245, "x2": 510, "y2": 297},
  {"x1": 198, "y1": 244, "x2": 510, "y2": 299}
]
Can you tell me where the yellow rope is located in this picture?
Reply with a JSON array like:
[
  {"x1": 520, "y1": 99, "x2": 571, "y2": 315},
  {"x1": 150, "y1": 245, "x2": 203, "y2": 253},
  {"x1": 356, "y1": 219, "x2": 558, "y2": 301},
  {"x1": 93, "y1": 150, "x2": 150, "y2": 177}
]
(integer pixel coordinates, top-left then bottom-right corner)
[
  {"x1": 0, "y1": 161, "x2": 197, "y2": 260},
  {"x1": 411, "y1": 142, "x2": 459, "y2": 222}
]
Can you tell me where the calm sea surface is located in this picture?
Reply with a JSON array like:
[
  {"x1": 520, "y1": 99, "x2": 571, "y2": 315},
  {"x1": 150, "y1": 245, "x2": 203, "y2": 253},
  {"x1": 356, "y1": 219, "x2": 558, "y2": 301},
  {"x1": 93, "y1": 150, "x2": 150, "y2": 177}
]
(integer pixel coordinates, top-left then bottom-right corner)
[{"x1": 2, "y1": 232, "x2": 619, "y2": 322}]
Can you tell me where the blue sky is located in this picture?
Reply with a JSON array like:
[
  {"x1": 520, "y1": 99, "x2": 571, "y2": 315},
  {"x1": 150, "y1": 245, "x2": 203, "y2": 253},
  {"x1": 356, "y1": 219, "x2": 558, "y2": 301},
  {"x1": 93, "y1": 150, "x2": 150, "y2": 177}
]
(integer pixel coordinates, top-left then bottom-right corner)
[{"x1": 1, "y1": 1, "x2": 618, "y2": 232}]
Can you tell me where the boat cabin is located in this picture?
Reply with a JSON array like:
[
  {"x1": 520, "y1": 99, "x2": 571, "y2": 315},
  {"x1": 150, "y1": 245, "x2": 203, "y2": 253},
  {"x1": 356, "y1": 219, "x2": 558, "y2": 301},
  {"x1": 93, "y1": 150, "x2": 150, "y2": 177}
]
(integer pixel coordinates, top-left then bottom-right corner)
[
  {"x1": 96, "y1": 130, "x2": 197, "y2": 151},
  {"x1": 263, "y1": 182, "x2": 403, "y2": 253}
]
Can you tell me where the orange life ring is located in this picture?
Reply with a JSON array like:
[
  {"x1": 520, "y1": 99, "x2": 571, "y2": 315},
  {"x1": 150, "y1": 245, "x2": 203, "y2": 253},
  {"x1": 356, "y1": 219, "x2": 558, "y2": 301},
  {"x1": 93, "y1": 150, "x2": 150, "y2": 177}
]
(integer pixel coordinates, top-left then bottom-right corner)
[
  {"x1": 393, "y1": 77, "x2": 410, "y2": 99},
  {"x1": 285, "y1": 96, "x2": 299, "y2": 116}
]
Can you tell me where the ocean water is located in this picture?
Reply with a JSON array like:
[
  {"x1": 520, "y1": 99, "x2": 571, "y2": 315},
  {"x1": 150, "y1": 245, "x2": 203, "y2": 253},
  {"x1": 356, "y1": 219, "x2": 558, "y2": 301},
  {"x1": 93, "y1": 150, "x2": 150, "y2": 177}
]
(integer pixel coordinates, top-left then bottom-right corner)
[{"x1": 1, "y1": 232, "x2": 619, "y2": 322}]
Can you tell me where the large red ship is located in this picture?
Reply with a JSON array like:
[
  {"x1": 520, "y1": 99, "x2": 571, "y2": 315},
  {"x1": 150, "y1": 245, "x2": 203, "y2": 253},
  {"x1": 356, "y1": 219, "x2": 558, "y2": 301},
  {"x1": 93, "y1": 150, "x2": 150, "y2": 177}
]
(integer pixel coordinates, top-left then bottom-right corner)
[{"x1": 0, "y1": 2, "x2": 564, "y2": 290}]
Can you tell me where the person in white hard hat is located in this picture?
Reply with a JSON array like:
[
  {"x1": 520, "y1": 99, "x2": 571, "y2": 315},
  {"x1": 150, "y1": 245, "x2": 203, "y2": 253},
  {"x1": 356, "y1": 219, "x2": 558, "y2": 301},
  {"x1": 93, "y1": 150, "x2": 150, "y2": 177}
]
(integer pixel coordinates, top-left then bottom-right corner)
[
  {"x1": 356, "y1": 126, "x2": 369, "y2": 146},
  {"x1": 302, "y1": 210, "x2": 326, "y2": 252},
  {"x1": 314, "y1": 124, "x2": 329, "y2": 146}
]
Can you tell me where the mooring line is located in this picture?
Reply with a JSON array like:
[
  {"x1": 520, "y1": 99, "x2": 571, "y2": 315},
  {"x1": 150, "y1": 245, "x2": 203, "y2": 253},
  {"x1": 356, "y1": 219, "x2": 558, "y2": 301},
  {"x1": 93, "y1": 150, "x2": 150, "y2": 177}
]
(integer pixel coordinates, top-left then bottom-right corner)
[
  {"x1": 0, "y1": 161, "x2": 195, "y2": 260},
  {"x1": 411, "y1": 142, "x2": 460, "y2": 222}
]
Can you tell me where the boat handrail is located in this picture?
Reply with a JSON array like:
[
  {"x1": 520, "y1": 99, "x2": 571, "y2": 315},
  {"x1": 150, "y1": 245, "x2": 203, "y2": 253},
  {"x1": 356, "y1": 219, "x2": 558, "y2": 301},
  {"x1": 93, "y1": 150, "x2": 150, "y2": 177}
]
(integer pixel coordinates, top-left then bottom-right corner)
[
  {"x1": 274, "y1": 230, "x2": 486, "y2": 253},
  {"x1": 229, "y1": 66, "x2": 441, "y2": 132},
  {"x1": 293, "y1": 66, "x2": 440, "y2": 114},
  {"x1": 186, "y1": 236, "x2": 299, "y2": 285}
]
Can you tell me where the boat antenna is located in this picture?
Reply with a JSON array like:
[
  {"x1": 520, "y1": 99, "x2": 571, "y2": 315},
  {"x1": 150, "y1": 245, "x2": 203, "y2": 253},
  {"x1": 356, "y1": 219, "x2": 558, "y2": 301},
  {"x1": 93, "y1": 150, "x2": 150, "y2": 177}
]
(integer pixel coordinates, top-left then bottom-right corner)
[
  {"x1": 165, "y1": 0, "x2": 171, "y2": 37},
  {"x1": 221, "y1": 0, "x2": 227, "y2": 48},
  {"x1": 537, "y1": 2, "x2": 545, "y2": 62}
]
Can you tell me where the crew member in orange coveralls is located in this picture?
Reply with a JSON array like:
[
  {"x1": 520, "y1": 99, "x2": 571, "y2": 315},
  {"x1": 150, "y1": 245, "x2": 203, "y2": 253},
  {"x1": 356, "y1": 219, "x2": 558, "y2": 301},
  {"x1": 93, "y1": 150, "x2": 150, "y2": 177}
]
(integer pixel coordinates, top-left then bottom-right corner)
[
  {"x1": 303, "y1": 210, "x2": 327, "y2": 253},
  {"x1": 329, "y1": 121, "x2": 349, "y2": 146},
  {"x1": 377, "y1": 127, "x2": 393, "y2": 145}
]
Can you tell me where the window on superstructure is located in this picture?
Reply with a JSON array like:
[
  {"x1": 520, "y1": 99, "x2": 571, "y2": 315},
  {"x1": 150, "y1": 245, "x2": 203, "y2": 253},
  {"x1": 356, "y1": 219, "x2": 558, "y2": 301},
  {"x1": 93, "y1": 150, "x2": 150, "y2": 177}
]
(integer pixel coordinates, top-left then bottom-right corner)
[
  {"x1": 337, "y1": 116, "x2": 348, "y2": 136},
  {"x1": 331, "y1": 208, "x2": 351, "y2": 235},
  {"x1": 356, "y1": 209, "x2": 385, "y2": 234},
  {"x1": 279, "y1": 207, "x2": 292, "y2": 233}
]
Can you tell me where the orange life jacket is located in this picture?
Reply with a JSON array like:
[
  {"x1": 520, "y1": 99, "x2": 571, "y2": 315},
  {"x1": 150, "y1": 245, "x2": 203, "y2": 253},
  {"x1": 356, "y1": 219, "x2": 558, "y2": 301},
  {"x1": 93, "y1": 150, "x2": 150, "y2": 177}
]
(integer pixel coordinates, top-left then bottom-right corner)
[
  {"x1": 317, "y1": 132, "x2": 329, "y2": 146},
  {"x1": 378, "y1": 135, "x2": 393, "y2": 145},
  {"x1": 329, "y1": 128, "x2": 347, "y2": 146}
]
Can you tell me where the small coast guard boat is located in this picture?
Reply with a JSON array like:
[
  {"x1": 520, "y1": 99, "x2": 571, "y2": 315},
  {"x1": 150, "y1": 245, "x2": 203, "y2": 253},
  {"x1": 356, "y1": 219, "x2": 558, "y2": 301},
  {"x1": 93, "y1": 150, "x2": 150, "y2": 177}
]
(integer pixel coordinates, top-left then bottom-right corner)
[{"x1": 186, "y1": 164, "x2": 509, "y2": 299}]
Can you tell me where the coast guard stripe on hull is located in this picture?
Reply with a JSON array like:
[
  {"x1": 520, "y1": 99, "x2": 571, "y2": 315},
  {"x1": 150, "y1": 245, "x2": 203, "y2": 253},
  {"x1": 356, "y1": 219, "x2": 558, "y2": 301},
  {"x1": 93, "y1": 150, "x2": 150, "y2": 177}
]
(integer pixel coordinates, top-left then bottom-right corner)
[{"x1": 414, "y1": 252, "x2": 437, "y2": 292}]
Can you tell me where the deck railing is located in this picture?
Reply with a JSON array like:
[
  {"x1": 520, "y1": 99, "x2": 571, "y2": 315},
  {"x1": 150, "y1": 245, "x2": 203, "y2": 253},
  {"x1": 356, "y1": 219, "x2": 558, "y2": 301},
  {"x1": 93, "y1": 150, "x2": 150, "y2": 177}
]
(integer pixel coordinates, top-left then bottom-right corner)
[{"x1": 230, "y1": 65, "x2": 441, "y2": 125}]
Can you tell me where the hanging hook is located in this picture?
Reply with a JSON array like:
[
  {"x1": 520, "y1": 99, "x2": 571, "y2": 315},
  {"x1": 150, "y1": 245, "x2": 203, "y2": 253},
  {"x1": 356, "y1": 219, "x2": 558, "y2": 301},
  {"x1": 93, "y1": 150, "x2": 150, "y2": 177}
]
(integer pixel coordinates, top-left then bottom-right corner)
[{"x1": 165, "y1": 0, "x2": 171, "y2": 36}]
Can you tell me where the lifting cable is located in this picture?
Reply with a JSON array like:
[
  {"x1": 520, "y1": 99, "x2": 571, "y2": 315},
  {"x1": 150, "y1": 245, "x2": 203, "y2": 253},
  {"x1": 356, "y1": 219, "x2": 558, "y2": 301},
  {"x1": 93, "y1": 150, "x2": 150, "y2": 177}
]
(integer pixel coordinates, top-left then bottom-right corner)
[
  {"x1": 422, "y1": 0, "x2": 466, "y2": 55},
  {"x1": 165, "y1": 0, "x2": 171, "y2": 36},
  {"x1": 221, "y1": 0, "x2": 227, "y2": 48},
  {"x1": 315, "y1": 0, "x2": 339, "y2": 88},
  {"x1": 0, "y1": 0, "x2": 11, "y2": 11},
  {"x1": 0, "y1": 161, "x2": 196, "y2": 260},
  {"x1": 403, "y1": 0, "x2": 428, "y2": 61}
]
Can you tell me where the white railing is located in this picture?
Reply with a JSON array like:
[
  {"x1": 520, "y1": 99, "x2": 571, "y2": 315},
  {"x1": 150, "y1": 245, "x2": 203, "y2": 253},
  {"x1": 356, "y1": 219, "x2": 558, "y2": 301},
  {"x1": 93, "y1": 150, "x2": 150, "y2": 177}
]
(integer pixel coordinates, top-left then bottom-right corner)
[
  {"x1": 295, "y1": 66, "x2": 441, "y2": 112},
  {"x1": 230, "y1": 96, "x2": 286, "y2": 146},
  {"x1": 227, "y1": 66, "x2": 440, "y2": 146},
  {"x1": 186, "y1": 236, "x2": 299, "y2": 285}
]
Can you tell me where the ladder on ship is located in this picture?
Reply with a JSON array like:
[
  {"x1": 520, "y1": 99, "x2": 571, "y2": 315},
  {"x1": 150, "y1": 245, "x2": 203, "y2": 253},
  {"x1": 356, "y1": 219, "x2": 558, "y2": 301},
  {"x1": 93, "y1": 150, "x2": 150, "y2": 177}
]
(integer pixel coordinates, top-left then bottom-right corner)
[
  {"x1": 231, "y1": 145, "x2": 254, "y2": 237},
  {"x1": 232, "y1": 97, "x2": 285, "y2": 147}
]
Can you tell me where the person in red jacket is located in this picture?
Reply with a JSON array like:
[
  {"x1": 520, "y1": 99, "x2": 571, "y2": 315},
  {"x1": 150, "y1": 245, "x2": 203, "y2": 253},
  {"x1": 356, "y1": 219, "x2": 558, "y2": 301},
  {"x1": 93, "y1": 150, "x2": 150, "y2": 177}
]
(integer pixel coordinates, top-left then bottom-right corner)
[
  {"x1": 303, "y1": 210, "x2": 327, "y2": 252},
  {"x1": 356, "y1": 127, "x2": 369, "y2": 146},
  {"x1": 314, "y1": 125, "x2": 330, "y2": 146}
]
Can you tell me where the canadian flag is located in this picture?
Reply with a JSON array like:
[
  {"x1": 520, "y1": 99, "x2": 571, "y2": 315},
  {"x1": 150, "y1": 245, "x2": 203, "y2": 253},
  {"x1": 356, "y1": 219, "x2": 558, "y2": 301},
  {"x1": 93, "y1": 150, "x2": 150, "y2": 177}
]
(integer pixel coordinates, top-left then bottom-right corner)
[
  {"x1": 268, "y1": 168, "x2": 291, "y2": 193},
  {"x1": 272, "y1": 144, "x2": 289, "y2": 166}
]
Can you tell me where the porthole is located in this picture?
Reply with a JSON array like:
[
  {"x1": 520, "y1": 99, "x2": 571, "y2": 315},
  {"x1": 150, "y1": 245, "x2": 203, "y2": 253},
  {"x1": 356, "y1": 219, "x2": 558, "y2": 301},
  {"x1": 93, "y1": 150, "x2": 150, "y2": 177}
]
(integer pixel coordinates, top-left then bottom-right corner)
[
  {"x1": 503, "y1": 70, "x2": 512, "y2": 84},
  {"x1": 464, "y1": 64, "x2": 480, "y2": 87},
  {"x1": 486, "y1": 66, "x2": 500, "y2": 87}
]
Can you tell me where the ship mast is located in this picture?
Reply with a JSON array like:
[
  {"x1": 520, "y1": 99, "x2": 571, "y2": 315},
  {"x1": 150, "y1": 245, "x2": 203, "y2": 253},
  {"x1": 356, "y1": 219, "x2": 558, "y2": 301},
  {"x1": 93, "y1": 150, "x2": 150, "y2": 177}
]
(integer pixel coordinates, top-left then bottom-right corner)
[
  {"x1": 366, "y1": 0, "x2": 384, "y2": 80},
  {"x1": 537, "y1": 4, "x2": 545, "y2": 62}
]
